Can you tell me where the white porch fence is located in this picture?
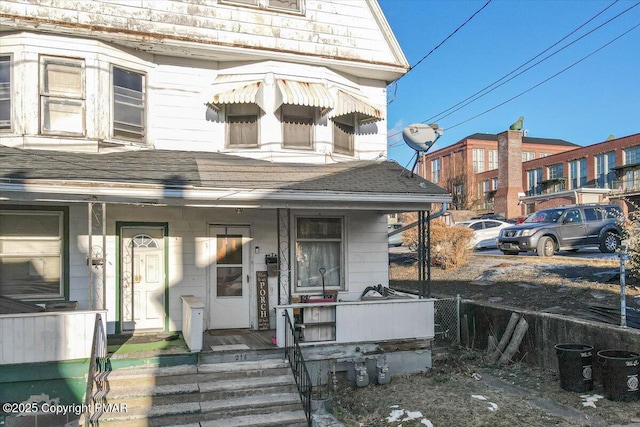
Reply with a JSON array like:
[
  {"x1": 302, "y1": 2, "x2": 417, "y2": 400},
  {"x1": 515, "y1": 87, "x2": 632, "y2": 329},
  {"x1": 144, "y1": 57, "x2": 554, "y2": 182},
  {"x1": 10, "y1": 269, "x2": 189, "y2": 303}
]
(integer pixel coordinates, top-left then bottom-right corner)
[
  {"x1": 275, "y1": 298, "x2": 435, "y2": 347},
  {"x1": 0, "y1": 310, "x2": 107, "y2": 365}
]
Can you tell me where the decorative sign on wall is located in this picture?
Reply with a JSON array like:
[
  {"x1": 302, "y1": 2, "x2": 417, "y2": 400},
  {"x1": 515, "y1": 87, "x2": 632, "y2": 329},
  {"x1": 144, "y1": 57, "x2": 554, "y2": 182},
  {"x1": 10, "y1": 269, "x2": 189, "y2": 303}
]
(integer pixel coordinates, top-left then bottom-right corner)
[{"x1": 257, "y1": 271, "x2": 270, "y2": 330}]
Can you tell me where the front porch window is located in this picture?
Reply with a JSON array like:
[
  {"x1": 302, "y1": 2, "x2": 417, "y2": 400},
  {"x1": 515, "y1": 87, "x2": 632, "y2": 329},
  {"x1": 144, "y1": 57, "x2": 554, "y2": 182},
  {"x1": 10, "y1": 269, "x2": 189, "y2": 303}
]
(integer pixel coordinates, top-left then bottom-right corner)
[
  {"x1": 0, "y1": 210, "x2": 65, "y2": 299},
  {"x1": 295, "y1": 217, "x2": 343, "y2": 292}
]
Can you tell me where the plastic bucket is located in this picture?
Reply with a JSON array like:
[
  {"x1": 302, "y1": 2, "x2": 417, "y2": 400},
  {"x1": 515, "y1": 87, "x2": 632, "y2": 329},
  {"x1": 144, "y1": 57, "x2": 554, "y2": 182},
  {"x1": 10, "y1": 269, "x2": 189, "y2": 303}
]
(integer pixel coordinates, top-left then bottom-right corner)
[
  {"x1": 597, "y1": 350, "x2": 640, "y2": 402},
  {"x1": 555, "y1": 343, "x2": 594, "y2": 392}
]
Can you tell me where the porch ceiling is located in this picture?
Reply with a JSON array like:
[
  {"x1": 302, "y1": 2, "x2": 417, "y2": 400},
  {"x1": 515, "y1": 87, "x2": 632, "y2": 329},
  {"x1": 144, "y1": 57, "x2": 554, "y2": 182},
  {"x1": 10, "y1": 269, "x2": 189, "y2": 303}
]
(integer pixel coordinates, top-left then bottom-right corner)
[{"x1": 0, "y1": 145, "x2": 450, "y2": 210}]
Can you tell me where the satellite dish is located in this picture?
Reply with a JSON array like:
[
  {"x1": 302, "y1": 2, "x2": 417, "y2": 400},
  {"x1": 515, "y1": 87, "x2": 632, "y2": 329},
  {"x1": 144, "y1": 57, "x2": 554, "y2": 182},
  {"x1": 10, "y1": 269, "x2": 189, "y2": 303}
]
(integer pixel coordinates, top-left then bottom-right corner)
[
  {"x1": 402, "y1": 123, "x2": 442, "y2": 152},
  {"x1": 402, "y1": 123, "x2": 443, "y2": 177}
]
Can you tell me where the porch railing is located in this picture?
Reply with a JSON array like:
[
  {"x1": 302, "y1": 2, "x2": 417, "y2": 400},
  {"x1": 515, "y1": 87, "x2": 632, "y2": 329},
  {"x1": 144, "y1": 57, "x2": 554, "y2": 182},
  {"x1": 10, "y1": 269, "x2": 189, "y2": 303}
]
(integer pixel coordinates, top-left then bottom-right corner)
[
  {"x1": 283, "y1": 309, "x2": 312, "y2": 427},
  {"x1": 83, "y1": 313, "x2": 110, "y2": 426}
]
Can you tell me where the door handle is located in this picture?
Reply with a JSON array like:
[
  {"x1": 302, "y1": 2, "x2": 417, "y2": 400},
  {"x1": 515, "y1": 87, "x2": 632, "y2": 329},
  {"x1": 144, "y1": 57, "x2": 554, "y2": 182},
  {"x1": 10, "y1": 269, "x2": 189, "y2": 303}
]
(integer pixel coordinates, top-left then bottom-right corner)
[{"x1": 247, "y1": 274, "x2": 250, "y2": 283}]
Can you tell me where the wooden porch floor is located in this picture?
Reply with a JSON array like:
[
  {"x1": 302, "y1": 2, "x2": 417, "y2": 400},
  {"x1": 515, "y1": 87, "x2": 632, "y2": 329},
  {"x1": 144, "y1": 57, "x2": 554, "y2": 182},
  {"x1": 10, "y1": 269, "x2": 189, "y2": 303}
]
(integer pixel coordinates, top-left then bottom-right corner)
[
  {"x1": 106, "y1": 329, "x2": 278, "y2": 359},
  {"x1": 203, "y1": 328, "x2": 277, "y2": 352}
]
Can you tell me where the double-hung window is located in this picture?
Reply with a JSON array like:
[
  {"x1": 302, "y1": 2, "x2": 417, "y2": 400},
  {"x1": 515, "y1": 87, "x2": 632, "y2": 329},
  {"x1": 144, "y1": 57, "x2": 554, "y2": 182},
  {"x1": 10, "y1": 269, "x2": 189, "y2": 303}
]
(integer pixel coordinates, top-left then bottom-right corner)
[
  {"x1": 488, "y1": 150, "x2": 498, "y2": 170},
  {"x1": 595, "y1": 152, "x2": 616, "y2": 188},
  {"x1": 569, "y1": 158, "x2": 587, "y2": 189},
  {"x1": 431, "y1": 158, "x2": 441, "y2": 183},
  {"x1": 227, "y1": 103, "x2": 259, "y2": 147},
  {"x1": 333, "y1": 116, "x2": 355, "y2": 156},
  {"x1": 113, "y1": 66, "x2": 146, "y2": 141},
  {"x1": 0, "y1": 209, "x2": 66, "y2": 299},
  {"x1": 472, "y1": 148, "x2": 485, "y2": 173},
  {"x1": 221, "y1": 0, "x2": 303, "y2": 13},
  {"x1": 0, "y1": 56, "x2": 10, "y2": 131},
  {"x1": 40, "y1": 56, "x2": 85, "y2": 136},
  {"x1": 295, "y1": 217, "x2": 343, "y2": 291},
  {"x1": 282, "y1": 105, "x2": 314, "y2": 149},
  {"x1": 527, "y1": 168, "x2": 542, "y2": 196}
]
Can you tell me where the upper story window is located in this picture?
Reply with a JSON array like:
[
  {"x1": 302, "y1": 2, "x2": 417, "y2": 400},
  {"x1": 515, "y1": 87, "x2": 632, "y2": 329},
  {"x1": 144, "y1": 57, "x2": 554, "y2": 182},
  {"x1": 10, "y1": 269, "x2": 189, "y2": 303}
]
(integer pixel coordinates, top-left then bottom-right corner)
[
  {"x1": 431, "y1": 158, "x2": 441, "y2": 184},
  {"x1": 40, "y1": 56, "x2": 85, "y2": 136},
  {"x1": 569, "y1": 158, "x2": 587, "y2": 189},
  {"x1": 548, "y1": 163, "x2": 563, "y2": 180},
  {"x1": 472, "y1": 148, "x2": 485, "y2": 173},
  {"x1": 595, "y1": 151, "x2": 616, "y2": 188},
  {"x1": 0, "y1": 56, "x2": 10, "y2": 131},
  {"x1": 624, "y1": 146, "x2": 640, "y2": 165},
  {"x1": 527, "y1": 168, "x2": 542, "y2": 196},
  {"x1": 488, "y1": 149, "x2": 498, "y2": 170},
  {"x1": 282, "y1": 104, "x2": 314, "y2": 149},
  {"x1": 222, "y1": 0, "x2": 303, "y2": 13},
  {"x1": 522, "y1": 151, "x2": 535, "y2": 162},
  {"x1": 227, "y1": 103, "x2": 259, "y2": 147},
  {"x1": 332, "y1": 116, "x2": 354, "y2": 156},
  {"x1": 113, "y1": 66, "x2": 146, "y2": 142}
]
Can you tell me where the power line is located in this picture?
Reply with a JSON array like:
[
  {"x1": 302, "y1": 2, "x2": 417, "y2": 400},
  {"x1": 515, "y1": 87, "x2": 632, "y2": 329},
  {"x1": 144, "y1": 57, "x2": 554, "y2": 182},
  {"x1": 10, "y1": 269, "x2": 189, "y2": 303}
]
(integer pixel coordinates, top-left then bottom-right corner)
[
  {"x1": 387, "y1": 0, "x2": 492, "y2": 104},
  {"x1": 426, "y1": 0, "x2": 638, "y2": 125},
  {"x1": 446, "y1": 21, "x2": 640, "y2": 131},
  {"x1": 387, "y1": 2, "x2": 640, "y2": 149}
]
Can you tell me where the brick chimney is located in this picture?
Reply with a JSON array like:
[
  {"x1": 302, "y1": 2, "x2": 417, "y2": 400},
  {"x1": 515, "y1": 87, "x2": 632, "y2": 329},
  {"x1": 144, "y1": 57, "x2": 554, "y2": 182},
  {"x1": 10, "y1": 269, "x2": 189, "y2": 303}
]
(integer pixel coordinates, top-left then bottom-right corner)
[{"x1": 494, "y1": 130, "x2": 524, "y2": 219}]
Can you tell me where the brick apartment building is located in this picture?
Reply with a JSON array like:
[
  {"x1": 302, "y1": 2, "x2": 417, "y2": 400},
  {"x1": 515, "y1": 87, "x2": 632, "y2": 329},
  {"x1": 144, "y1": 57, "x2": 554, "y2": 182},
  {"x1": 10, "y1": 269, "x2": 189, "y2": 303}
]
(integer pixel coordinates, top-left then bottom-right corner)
[
  {"x1": 419, "y1": 132, "x2": 640, "y2": 219},
  {"x1": 418, "y1": 133, "x2": 578, "y2": 211}
]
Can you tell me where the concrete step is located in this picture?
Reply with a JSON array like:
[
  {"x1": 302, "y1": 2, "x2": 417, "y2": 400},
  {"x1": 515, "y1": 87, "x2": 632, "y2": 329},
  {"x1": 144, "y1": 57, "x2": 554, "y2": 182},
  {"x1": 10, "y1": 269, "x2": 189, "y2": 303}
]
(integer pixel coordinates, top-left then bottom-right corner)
[
  {"x1": 200, "y1": 410, "x2": 308, "y2": 427},
  {"x1": 96, "y1": 358, "x2": 306, "y2": 426},
  {"x1": 105, "y1": 378, "x2": 298, "y2": 408}
]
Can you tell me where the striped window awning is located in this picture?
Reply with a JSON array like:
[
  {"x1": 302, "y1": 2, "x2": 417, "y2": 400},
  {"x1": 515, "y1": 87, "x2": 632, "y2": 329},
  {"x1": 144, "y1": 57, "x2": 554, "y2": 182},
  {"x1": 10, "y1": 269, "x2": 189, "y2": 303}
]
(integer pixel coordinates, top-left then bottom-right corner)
[
  {"x1": 207, "y1": 76, "x2": 266, "y2": 112},
  {"x1": 329, "y1": 89, "x2": 384, "y2": 124},
  {"x1": 274, "y1": 79, "x2": 333, "y2": 113}
]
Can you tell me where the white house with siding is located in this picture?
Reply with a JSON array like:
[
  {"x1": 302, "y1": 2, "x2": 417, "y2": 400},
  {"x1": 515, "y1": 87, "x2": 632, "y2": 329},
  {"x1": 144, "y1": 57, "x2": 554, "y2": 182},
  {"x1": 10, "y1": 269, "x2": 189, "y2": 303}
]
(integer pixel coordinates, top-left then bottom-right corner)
[{"x1": 0, "y1": 0, "x2": 450, "y2": 345}]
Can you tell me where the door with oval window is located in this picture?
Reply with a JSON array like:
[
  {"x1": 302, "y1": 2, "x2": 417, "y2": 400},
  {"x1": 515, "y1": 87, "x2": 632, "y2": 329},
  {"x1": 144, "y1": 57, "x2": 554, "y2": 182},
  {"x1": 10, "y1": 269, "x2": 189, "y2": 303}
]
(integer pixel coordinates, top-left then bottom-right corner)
[
  {"x1": 121, "y1": 227, "x2": 165, "y2": 331},
  {"x1": 209, "y1": 226, "x2": 250, "y2": 329}
]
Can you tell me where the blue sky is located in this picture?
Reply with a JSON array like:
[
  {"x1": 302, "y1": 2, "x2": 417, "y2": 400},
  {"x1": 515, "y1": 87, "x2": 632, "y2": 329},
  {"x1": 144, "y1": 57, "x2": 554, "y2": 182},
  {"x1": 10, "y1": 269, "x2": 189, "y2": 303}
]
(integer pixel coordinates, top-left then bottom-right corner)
[{"x1": 378, "y1": 0, "x2": 640, "y2": 169}]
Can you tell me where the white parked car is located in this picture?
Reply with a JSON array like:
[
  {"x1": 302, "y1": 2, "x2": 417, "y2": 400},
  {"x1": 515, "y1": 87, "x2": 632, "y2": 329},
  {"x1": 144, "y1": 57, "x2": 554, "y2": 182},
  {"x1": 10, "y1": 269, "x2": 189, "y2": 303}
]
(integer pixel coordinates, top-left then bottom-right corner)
[
  {"x1": 388, "y1": 223, "x2": 404, "y2": 246},
  {"x1": 456, "y1": 219, "x2": 512, "y2": 249}
]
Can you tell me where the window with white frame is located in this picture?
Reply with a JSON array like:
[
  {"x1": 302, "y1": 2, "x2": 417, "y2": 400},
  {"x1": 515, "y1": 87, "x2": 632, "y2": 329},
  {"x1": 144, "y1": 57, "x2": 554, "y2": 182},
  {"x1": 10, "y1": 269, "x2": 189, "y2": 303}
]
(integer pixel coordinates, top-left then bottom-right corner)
[
  {"x1": 332, "y1": 116, "x2": 354, "y2": 155},
  {"x1": 40, "y1": 56, "x2": 85, "y2": 136},
  {"x1": 527, "y1": 168, "x2": 542, "y2": 196},
  {"x1": 282, "y1": 104, "x2": 314, "y2": 149},
  {"x1": 227, "y1": 103, "x2": 259, "y2": 147},
  {"x1": 0, "y1": 56, "x2": 10, "y2": 131},
  {"x1": 569, "y1": 158, "x2": 587, "y2": 189},
  {"x1": 595, "y1": 151, "x2": 616, "y2": 188},
  {"x1": 492, "y1": 177, "x2": 498, "y2": 190},
  {"x1": 113, "y1": 66, "x2": 145, "y2": 141},
  {"x1": 522, "y1": 152, "x2": 535, "y2": 162},
  {"x1": 431, "y1": 158, "x2": 441, "y2": 183},
  {"x1": 295, "y1": 217, "x2": 343, "y2": 291},
  {"x1": 548, "y1": 163, "x2": 563, "y2": 180},
  {"x1": 221, "y1": 0, "x2": 303, "y2": 13},
  {"x1": 540, "y1": 152, "x2": 551, "y2": 158},
  {"x1": 488, "y1": 149, "x2": 498, "y2": 170},
  {"x1": 472, "y1": 148, "x2": 485, "y2": 173},
  {"x1": 0, "y1": 210, "x2": 66, "y2": 299},
  {"x1": 625, "y1": 146, "x2": 640, "y2": 165}
]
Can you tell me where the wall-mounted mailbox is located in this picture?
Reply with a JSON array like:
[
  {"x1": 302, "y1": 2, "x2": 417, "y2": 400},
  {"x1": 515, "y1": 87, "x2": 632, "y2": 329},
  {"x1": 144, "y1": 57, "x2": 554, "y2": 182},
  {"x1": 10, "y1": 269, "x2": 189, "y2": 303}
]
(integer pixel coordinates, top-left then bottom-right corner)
[{"x1": 265, "y1": 253, "x2": 278, "y2": 277}]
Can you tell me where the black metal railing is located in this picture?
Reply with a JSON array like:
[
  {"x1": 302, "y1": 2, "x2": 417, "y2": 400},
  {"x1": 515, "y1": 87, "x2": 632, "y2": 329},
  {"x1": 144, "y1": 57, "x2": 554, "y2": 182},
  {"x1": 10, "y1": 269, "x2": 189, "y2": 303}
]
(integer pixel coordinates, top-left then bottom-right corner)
[
  {"x1": 283, "y1": 310, "x2": 312, "y2": 426},
  {"x1": 84, "y1": 313, "x2": 110, "y2": 426}
]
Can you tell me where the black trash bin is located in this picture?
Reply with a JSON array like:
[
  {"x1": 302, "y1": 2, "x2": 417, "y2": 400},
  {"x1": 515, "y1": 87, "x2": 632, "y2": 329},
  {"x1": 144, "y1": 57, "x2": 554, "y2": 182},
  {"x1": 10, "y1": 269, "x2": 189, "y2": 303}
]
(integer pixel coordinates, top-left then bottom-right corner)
[
  {"x1": 597, "y1": 350, "x2": 640, "y2": 402},
  {"x1": 555, "y1": 343, "x2": 594, "y2": 392}
]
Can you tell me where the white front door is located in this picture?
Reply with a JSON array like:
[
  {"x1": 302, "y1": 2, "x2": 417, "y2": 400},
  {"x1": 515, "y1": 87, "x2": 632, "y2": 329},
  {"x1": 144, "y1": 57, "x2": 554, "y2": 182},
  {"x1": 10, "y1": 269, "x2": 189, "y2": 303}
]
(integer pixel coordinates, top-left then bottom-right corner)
[
  {"x1": 121, "y1": 227, "x2": 165, "y2": 331},
  {"x1": 209, "y1": 226, "x2": 250, "y2": 329}
]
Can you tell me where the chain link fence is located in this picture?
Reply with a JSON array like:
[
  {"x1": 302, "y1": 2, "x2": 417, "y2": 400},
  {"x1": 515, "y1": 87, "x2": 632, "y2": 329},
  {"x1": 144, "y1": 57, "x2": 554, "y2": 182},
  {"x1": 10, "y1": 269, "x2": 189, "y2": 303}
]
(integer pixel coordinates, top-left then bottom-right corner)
[{"x1": 433, "y1": 296, "x2": 460, "y2": 345}]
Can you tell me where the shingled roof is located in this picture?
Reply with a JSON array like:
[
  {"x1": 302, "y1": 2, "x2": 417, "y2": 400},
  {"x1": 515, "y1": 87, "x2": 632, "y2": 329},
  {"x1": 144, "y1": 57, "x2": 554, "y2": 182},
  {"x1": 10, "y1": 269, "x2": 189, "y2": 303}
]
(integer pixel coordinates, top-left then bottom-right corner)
[{"x1": 0, "y1": 146, "x2": 449, "y2": 201}]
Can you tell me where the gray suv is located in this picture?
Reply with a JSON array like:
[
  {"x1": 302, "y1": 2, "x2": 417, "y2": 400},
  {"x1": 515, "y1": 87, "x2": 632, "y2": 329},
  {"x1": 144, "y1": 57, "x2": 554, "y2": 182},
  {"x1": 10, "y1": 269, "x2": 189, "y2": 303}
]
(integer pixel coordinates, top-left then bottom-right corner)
[{"x1": 497, "y1": 204, "x2": 623, "y2": 257}]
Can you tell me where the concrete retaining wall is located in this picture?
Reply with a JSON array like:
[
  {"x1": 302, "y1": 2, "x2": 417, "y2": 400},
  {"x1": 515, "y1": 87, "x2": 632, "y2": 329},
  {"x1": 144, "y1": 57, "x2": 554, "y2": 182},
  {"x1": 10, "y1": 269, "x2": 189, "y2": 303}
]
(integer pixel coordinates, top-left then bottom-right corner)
[{"x1": 461, "y1": 301, "x2": 640, "y2": 376}]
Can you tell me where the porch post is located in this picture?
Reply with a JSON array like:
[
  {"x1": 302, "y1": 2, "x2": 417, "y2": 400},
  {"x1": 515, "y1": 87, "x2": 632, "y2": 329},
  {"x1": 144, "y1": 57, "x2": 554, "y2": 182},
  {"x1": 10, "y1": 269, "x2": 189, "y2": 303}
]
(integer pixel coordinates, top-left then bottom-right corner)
[
  {"x1": 277, "y1": 208, "x2": 292, "y2": 304},
  {"x1": 88, "y1": 203, "x2": 107, "y2": 310}
]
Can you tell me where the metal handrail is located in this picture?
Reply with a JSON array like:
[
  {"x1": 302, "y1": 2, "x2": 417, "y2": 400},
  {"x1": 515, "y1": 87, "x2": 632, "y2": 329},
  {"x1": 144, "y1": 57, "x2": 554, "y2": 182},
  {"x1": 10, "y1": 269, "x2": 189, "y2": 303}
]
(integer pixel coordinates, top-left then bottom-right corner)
[
  {"x1": 83, "y1": 313, "x2": 109, "y2": 426},
  {"x1": 283, "y1": 310, "x2": 312, "y2": 427}
]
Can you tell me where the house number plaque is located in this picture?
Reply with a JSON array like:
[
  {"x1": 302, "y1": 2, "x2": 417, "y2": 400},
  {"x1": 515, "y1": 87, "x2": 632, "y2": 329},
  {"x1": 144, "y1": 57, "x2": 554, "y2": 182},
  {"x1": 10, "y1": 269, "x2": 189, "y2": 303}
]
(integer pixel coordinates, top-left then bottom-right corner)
[{"x1": 256, "y1": 271, "x2": 270, "y2": 330}]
